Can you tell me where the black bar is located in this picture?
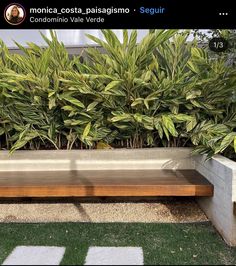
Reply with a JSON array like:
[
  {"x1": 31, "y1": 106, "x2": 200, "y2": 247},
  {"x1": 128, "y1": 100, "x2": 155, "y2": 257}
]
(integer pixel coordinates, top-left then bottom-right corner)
[{"x1": 0, "y1": 0, "x2": 235, "y2": 29}]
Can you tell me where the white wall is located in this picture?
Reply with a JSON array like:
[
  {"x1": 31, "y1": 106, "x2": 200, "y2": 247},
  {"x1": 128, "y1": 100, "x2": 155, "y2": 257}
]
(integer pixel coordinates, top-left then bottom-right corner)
[
  {"x1": 195, "y1": 155, "x2": 236, "y2": 246},
  {"x1": 0, "y1": 30, "x2": 48, "y2": 47},
  {"x1": 0, "y1": 29, "x2": 149, "y2": 48}
]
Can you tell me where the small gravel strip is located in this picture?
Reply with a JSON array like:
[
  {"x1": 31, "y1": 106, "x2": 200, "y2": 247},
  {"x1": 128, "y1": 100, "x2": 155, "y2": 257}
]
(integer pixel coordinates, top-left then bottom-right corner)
[{"x1": 0, "y1": 198, "x2": 208, "y2": 223}]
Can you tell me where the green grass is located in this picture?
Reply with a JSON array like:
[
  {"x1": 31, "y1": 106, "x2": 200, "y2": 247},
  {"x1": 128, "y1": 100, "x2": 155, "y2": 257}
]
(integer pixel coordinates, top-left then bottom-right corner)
[{"x1": 0, "y1": 222, "x2": 236, "y2": 265}]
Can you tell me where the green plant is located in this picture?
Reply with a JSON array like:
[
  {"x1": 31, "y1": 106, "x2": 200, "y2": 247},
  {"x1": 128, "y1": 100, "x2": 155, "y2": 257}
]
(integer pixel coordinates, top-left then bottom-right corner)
[
  {"x1": 0, "y1": 31, "x2": 73, "y2": 151},
  {"x1": 190, "y1": 30, "x2": 236, "y2": 158},
  {"x1": 60, "y1": 29, "x2": 187, "y2": 148},
  {"x1": 0, "y1": 30, "x2": 235, "y2": 160}
]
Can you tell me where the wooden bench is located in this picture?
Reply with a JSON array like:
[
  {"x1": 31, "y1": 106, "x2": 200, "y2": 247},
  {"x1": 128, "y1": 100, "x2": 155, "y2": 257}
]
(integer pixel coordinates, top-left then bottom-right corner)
[{"x1": 0, "y1": 169, "x2": 213, "y2": 197}]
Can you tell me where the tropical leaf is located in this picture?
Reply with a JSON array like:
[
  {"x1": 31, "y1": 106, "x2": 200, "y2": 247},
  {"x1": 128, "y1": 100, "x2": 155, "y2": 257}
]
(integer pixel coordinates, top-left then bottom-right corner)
[
  {"x1": 186, "y1": 117, "x2": 197, "y2": 132},
  {"x1": 162, "y1": 115, "x2": 178, "y2": 137},
  {"x1": 234, "y1": 136, "x2": 236, "y2": 153},
  {"x1": 61, "y1": 95, "x2": 85, "y2": 108},
  {"x1": 87, "y1": 101, "x2": 100, "y2": 111},
  {"x1": 82, "y1": 122, "x2": 91, "y2": 140},
  {"x1": 215, "y1": 132, "x2": 236, "y2": 154},
  {"x1": 104, "y1": 80, "x2": 122, "y2": 92}
]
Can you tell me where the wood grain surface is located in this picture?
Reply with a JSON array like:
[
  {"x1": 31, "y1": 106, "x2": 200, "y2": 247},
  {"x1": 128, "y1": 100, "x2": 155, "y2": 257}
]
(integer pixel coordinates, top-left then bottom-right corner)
[{"x1": 0, "y1": 170, "x2": 214, "y2": 197}]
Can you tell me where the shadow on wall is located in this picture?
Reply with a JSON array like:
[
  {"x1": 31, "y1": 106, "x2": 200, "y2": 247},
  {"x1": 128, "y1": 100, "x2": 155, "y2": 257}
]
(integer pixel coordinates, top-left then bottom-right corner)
[
  {"x1": 69, "y1": 158, "x2": 95, "y2": 197},
  {"x1": 70, "y1": 158, "x2": 94, "y2": 221},
  {"x1": 162, "y1": 160, "x2": 181, "y2": 169}
]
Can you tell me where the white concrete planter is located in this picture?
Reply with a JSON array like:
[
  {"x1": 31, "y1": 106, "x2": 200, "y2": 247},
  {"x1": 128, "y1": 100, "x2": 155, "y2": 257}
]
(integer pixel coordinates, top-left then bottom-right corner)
[
  {"x1": 0, "y1": 148, "x2": 235, "y2": 245},
  {"x1": 194, "y1": 155, "x2": 236, "y2": 246},
  {"x1": 0, "y1": 148, "x2": 194, "y2": 171}
]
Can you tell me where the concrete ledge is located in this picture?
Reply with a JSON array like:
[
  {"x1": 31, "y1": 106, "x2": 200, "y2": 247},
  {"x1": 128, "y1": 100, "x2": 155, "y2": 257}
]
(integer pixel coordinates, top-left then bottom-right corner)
[
  {"x1": 0, "y1": 148, "x2": 195, "y2": 171},
  {"x1": 195, "y1": 154, "x2": 236, "y2": 246}
]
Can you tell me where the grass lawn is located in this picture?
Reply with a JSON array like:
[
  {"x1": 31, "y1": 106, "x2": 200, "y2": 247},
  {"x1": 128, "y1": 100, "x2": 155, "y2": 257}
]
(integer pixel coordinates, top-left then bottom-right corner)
[{"x1": 0, "y1": 222, "x2": 236, "y2": 265}]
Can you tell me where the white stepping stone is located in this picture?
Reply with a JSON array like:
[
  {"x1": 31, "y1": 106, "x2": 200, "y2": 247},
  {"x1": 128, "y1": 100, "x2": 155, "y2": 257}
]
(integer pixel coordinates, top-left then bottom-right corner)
[
  {"x1": 2, "y1": 246, "x2": 65, "y2": 265},
  {"x1": 85, "y1": 246, "x2": 143, "y2": 265}
]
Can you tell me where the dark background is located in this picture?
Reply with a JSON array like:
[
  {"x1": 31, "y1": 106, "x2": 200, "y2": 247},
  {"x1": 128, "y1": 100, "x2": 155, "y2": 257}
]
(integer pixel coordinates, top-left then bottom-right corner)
[{"x1": 0, "y1": 0, "x2": 235, "y2": 29}]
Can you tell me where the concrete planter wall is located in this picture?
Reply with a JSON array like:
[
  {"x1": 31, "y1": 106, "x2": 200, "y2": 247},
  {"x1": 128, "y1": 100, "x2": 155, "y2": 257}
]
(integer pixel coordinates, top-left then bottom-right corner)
[
  {"x1": 0, "y1": 148, "x2": 235, "y2": 245},
  {"x1": 0, "y1": 148, "x2": 194, "y2": 171},
  {"x1": 194, "y1": 155, "x2": 236, "y2": 246}
]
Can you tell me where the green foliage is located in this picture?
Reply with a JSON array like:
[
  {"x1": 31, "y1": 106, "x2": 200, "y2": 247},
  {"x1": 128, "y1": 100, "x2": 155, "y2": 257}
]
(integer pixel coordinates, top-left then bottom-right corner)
[{"x1": 0, "y1": 30, "x2": 235, "y2": 159}]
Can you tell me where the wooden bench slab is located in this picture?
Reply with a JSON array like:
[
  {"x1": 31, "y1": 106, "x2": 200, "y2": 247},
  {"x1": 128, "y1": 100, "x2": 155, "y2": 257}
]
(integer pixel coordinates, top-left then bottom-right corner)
[{"x1": 0, "y1": 170, "x2": 213, "y2": 197}]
